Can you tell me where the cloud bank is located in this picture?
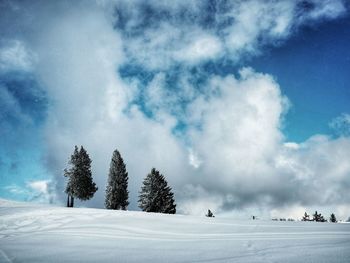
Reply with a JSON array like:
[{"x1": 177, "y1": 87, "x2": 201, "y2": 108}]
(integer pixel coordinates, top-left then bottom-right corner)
[{"x1": 0, "y1": 0, "x2": 349, "y2": 219}]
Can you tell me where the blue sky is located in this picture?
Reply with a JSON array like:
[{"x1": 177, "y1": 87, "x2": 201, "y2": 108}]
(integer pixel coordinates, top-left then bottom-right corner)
[
  {"x1": 0, "y1": 0, "x2": 350, "y2": 219},
  {"x1": 252, "y1": 16, "x2": 350, "y2": 141}
]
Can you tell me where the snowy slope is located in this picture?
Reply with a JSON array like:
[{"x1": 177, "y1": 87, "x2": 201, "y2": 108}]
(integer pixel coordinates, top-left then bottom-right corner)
[{"x1": 0, "y1": 199, "x2": 349, "y2": 263}]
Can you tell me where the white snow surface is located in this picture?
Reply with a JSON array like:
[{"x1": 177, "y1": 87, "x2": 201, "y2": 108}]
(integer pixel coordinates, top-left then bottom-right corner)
[{"x1": 1, "y1": 199, "x2": 349, "y2": 262}]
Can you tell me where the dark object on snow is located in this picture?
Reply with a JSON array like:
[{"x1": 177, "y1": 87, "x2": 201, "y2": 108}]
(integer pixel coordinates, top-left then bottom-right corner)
[
  {"x1": 313, "y1": 211, "x2": 326, "y2": 222},
  {"x1": 302, "y1": 212, "x2": 311, "y2": 221},
  {"x1": 330, "y1": 213, "x2": 337, "y2": 223},
  {"x1": 105, "y1": 149, "x2": 129, "y2": 210},
  {"x1": 138, "y1": 168, "x2": 176, "y2": 214},
  {"x1": 64, "y1": 146, "x2": 98, "y2": 207},
  {"x1": 206, "y1": 209, "x2": 215, "y2": 217}
]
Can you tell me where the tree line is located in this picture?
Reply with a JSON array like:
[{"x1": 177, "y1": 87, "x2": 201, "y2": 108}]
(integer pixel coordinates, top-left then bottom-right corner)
[
  {"x1": 64, "y1": 146, "x2": 176, "y2": 214},
  {"x1": 302, "y1": 211, "x2": 337, "y2": 223}
]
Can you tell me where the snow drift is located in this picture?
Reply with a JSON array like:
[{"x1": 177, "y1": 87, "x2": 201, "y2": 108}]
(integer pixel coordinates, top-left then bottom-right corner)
[{"x1": 0, "y1": 199, "x2": 349, "y2": 262}]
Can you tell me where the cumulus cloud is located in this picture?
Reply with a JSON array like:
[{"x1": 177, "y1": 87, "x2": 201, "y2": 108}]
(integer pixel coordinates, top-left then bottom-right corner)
[
  {"x1": 113, "y1": 0, "x2": 346, "y2": 69},
  {"x1": 27, "y1": 180, "x2": 56, "y2": 203},
  {"x1": 330, "y1": 113, "x2": 350, "y2": 136},
  {"x1": 1, "y1": 0, "x2": 349, "y2": 220}
]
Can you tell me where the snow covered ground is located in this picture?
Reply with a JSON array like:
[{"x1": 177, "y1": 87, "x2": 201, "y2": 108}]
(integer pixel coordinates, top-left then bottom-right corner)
[{"x1": 1, "y1": 199, "x2": 349, "y2": 262}]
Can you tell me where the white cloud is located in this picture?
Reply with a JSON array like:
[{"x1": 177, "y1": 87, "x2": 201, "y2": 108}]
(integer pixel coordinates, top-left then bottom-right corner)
[
  {"x1": 0, "y1": 40, "x2": 35, "y2": 72},
  {"x1": 174, "y1": 33, "x2": 223, "y2": 64},
  {"x1": 270, "y1": 205, "x2": 307, "y2": 220},
  {"x1": 178, "y1": 69, "x2": 350, "y2": 216},
  {"x1": 188, "y1": 149, "x2": 202, "y2": 169},
  {"x1": 1, "y1": 0, "x2": 349, "y2": 219},
  {"x1": 329, "y1": 113, "x2": 350, "y2": 136},
  {"x1": 113, "y1": 0, "x2": 346, "y2": 69},
  {"x1": 4, "y1": 184, "x2": 27, "y2": 195},
  {"x1": 178, "y1": 185, "x2": 224, "y2": 216},
  {"x1": 299, "y1": 0, "x2": 346, "y2": 21},
  {"x1": 28, "y1": 180, "x2": 49, "y2": 194},
  {"x1": 4, "y1": 180, "x2": 56, "y2": 204}
]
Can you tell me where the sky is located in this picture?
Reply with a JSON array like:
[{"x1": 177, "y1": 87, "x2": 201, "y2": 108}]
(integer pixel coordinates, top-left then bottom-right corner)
[{"x1": 0, "y1": 0, "x2": 350, "y2": 220}]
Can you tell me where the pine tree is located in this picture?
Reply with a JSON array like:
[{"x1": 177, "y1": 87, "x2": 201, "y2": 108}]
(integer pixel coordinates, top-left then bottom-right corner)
[
  {"x1": 302, "y1": 212, "x2": 310, "y2": 221},
  {"x1": 313, "y1": 211, "x2": 326, "y2": 222},
  {"x1": 64, "y1": 146, "x2": 98, "y2": 207},
  {"x1": 64, "y1": 146, "x2": 79, "y2": 207},
  {"x1": 138, "y1": 168, "x2": 176, "y2": 214},
  {"x1": 313, "y1": 211, "x2": 319, "y2": 221},
  {"x1": 105, "y1": 149, "x2": 129, "y2": 210},
  {"x1": 330, "y1": 213, "x2": 337, "y2": 223}
]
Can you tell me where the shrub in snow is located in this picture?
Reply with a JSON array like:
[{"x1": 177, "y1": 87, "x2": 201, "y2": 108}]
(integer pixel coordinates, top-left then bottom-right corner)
[
  {"x1": 206, "y1": 209, "x2": 215, "y2": 217},
  {"x1": 330, "y1": 213, "x2": 337, "y2": 223}
]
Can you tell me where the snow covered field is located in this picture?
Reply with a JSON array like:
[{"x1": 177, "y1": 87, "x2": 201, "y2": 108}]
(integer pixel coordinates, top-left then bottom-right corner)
[{"x1": 1, "y1": 200, "x2": 349, "y2": 263}]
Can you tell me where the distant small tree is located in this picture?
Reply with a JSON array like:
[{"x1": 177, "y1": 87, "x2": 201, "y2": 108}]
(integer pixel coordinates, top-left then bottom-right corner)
[
  {"x1": 105, "y1": 149, "x2": 129, "y2": 210},
  {"x1": 206, "y1": 209, "x2": 215, "y2": 217},
  {"x1": 330, "y1": 213, "x2": 337, "y2": 223},
  {"x1": 138, "y1": 168, "x2": 176, "y2": 214},
  {"x1": 302, "y1": 212, "x2": 310, "y2": 221},
  {"x1": 313, "y1": 211, "x2": 326, "y2": 222},
  {"x1": 64, "y1": 146, "x2": 98, "y2": 207}
]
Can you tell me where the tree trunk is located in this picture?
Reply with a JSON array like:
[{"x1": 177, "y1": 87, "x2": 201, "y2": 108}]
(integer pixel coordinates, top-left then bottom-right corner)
[
  {"x1": 67, "y1": 194, "x2": 70, "y2": 207},
  {"x1": 70, "y1": 196, "x2": 74, "y2": 207}
]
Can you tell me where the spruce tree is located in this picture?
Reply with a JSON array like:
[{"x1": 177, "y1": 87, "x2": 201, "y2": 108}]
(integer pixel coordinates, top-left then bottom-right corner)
[
  {"x1": 138, "y1": 168, "x2": 176, "y2": 214},
  {"x1": 313, "y1": 211, "x2": 326, "y2": 222},
  {"x1": 64, "y1": 146, "x2": 79, "y2": 207},
  {"x1": 302, "y1": 212, "x2": 310, "y2": 221},
  {"x1": 330, "y1": 213, "x2": 337, "y2": 223},
  {"x1": 105, "y1": 149, "x2": 129, "y2": 210},
  {"x1": 64, "y1": 146, "x2": 98, "y2": 207}
]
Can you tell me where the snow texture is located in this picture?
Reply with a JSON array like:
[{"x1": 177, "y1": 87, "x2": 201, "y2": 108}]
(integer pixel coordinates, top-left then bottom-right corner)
[{"x1": 0, "y1": 199, "x2": 349, "y2": 262}]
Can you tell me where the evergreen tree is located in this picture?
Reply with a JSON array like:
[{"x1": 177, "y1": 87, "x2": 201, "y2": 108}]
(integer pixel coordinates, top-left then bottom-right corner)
[
  {"x1": 313, "y1": 211, "x2": 326, "y2": 222},
  {"x1": 302, "y1": 212, "x2": 310, "y2": 221},
  {"x1": 105, "y1": 149, "x2": 129, "y2": 210},
  {"x1": 64, "y1": 146, "x2": 98, "y2": 207},
  {"x1": 64, "y1": 146, "x2": 79, "y2": 207},
  {"x1": 138, "y1": 168, "x2": 176, "y2": 214},
  {"x1": 206, "y1": 209, "x2": 214, "y2": 217},
  {"x1": 330, "y1": 213, "x2": 337, "y2": 223}
]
